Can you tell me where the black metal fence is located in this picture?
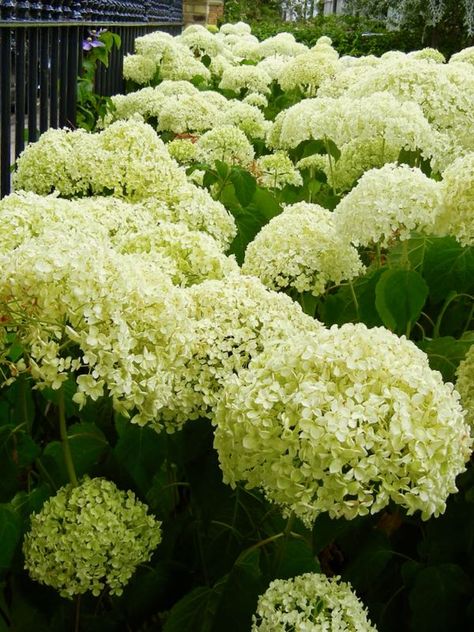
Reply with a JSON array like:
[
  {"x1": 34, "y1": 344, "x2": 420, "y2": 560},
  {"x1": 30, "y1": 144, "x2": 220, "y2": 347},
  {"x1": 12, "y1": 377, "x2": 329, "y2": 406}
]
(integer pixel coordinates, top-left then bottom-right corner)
[{"x1": 0, "y1": 1, "x2": 183, "y2": 197}]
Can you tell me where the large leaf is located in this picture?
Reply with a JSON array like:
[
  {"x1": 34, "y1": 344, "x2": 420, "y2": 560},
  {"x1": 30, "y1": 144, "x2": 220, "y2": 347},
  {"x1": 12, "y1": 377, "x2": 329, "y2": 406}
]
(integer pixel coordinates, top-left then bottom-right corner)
[
  {"x1": 417, "y1": 333, "x2": 474, "y2": 381},
  {"x1": 113, "y1": 417, "x2": 167, "y2": 495},
  {"x1": 43, "y1": 422, "x2": 109, "y2": 485},
  {"x1": 375, "y1": 268, "x2": 428, "y2": 334},
  {"x1": 0, "y1": 504, "x2": 22, "y2": 574},
  {"x1": 163, "y1": 586, "x2": 221, "y2": 632},
  {"x1": 408, "y1": 564, "x2": 473, "y2": 632},
  {"x1": 422, "y1": 238, "x2": 474, "y2": 303}
]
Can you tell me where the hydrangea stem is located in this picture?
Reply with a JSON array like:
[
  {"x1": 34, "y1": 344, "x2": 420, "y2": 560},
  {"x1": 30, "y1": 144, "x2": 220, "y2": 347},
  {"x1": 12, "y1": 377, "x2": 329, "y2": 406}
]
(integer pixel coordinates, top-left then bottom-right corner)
[{"x1": 58, "y1": 389, "x2": 78, "y2": 487}]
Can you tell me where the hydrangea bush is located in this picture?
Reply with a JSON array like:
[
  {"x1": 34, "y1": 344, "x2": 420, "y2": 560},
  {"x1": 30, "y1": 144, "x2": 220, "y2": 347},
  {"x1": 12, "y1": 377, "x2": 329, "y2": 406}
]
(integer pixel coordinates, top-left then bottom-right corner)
[{"x1": 1, "y1": 20, "x2": 473, "y2": 632}]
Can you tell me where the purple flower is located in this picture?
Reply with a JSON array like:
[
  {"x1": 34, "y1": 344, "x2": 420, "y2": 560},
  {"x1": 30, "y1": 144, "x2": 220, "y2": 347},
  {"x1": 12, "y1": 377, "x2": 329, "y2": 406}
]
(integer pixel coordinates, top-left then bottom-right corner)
[{"x1": 82, "y1": 30, "x2": 106, "y2": 52}]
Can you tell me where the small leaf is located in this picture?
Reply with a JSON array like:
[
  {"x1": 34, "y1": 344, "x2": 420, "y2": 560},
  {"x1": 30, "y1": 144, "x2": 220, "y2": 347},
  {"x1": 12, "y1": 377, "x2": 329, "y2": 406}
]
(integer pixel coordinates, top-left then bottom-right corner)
[
  {"x1": 375, "y1": 269, "x2": 428, "y2": 334},
  {"x1": 417, "y1": 333, "x2": 474, "y2": 381}
]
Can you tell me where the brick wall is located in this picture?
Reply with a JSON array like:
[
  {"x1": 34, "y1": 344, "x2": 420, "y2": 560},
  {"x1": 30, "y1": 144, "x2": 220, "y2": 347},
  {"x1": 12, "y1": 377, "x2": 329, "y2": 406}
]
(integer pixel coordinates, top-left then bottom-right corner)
[{"x1": 183, "y1": 0, "x2": 224, "y2": 26}]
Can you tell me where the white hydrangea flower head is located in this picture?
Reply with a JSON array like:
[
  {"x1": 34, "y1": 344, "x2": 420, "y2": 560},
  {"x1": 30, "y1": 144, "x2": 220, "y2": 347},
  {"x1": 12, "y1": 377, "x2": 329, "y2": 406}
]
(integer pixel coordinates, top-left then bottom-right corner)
[
  {"x1": 93, "y1": 119, "x2": 189, "y2": 201},
  {"x1": 0, "y1": 226, "x2": 198, "y2": 429},
  {"x1": 279, "y1": 51, "x2": 340, "y2": 96},
  {"x1": 345, "y1": 57, "x2": 474, "y2": 159},
  {"x1": 134, "y1": 29, "x2": 174, "y2": 58},
  {"x1": 450, "y1": 46, "x2": 474, "y2": 65},
  {"x1": 220, "y1": 21, "x2": 252, "y2": 36},
  {"x1": 334, "y1": 163, "x2": 443, "y2": 247},
  {"x1": 113, "y1": 221, "x2": 238, "y2": 286},
  {"x1": 178, "y1": 24, "x2": 223, "y2": 57},
  {"x1": 243, "y1": 202, "x2": 363, "y2": 296},
  {"x1": 196, "y1": 125, "x2": 255, "y2": 167},
  {"x1": 408, "y1": 48, "x2": 446, "y2": 63},
  {"x1": 256, "y1": 54, "x2": 292, "y2": 82},
  {"x1": 227, "y1": 36, "x2": 261, "y2": 62},
  {"x1": 216, "y1": 101, "x2": 269, "y2": 139},
  {"x1": 145, "y1": 183, "x2": 236, "y2": 249},
  {"x1": 23, "y1": 477, "x2": 162, "y2": 599},
  {"x1": 219, "y1": 65, "x2": 273, "y2": 95},
  {"x1": 123, "y1": 54, "x2": 157, "y2": 84},
  {"x1": 258, "y1": 32, "x2": 307, "y2": 59},
  {"x1": 155, "y1": 79, "x2": 200, "y2": 97},
  {"x1": 159, "y1": 274, "x2": 322, "y2": 422},
  {"x1": 252, "y1": 573, "x2": 377, "y2": 632},
  {"x1": 214, "y1": 323, "x2": 472, "y2": 525},
  {"x1": 243, "y1": 92, "x2": 268, "y2": 109},
  {"x1": 209, "y1": 53, "x2": 236, "y2": 78},
  {"x1": 160, "y1": 42, "x2": 211, "y2": 82},
  {"x1": 255, "y1": 151, "x2": 303, "y2": 189},
  {"x1": 156, "y1": 92, "x2": 221, "y2": 134},
  {"x1": 434, "y1": 152, "x2": 474, "y2": 246},
  {"x1": 456, "y1": 344, "x2": 474, "y2": 429},
  {"x1": 104, "y1": 88, "x2": 166, "y2": 126},
  {"x1": 269, "y1": 93, "x2": 435, "y2": 159},
  {"x1": 167, "y1": 137, "x2": 198, "y2": 164},
  {"x1": 13, "y1": 128, "x2": 96, "y2": 197}
]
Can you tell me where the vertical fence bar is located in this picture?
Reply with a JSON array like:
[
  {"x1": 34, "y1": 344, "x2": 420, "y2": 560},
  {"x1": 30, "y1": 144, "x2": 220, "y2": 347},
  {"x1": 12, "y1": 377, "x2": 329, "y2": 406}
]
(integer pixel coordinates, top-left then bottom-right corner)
[
  {"x1": 58, "y1": 26, "x2": 68, "y2": 126},
  {"x1": 15, "y1": 27, "x2": 27, "y2": 159},
  {"x1": 27, "y1": 25, "x2": 39, "y2": 143},
  {"x1": 50, "y1": 26, "x2": 59, "y2": 127},
  {"x1": 39, "y1": 27, "x2": 50, "y2": 133},
  {"x1": 1, "y1": 24, "x2": 12, "y2": 197},
  {"x1": 66, "y1": 25, "x2": 78, "y2": 126}
]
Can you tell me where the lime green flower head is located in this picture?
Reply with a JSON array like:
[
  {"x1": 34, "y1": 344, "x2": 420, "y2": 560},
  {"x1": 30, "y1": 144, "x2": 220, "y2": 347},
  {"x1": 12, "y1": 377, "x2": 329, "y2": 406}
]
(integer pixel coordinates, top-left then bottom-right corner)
[
  {"x1": 23, "y1": 477, "x2": 162, "y2": 599},
  {"x1": 252, "y1": 573, "x2": 377, "y2": 631}
]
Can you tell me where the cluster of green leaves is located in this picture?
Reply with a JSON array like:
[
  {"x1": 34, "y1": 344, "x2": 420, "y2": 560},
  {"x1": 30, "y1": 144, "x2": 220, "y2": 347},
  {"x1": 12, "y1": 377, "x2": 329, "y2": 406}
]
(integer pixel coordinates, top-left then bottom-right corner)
[
  {"x1": 77, "y1": 31, "x2": 121, "y2": 132},
  {"x1": 249, "y1": 14, "x2": 423, "y2": 57}
]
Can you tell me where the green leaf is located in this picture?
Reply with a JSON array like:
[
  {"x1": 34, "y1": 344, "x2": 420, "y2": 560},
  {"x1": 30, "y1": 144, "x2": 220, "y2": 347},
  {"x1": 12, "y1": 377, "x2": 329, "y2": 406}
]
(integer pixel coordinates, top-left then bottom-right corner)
[
  {"x1": 343, "y1": 530, "x2": 393, "y2": 593},
  {"x1": 417, "y1": 333, "x2": 474, "y2": 381},
  {"x1": 0, "y1": 504, "x2": 22, "y2": 574},
  {"x1": 201, "y1": 54, "x2": 212, "y2": 68},
  {"x1": 113, "y1": 417, "x2": 167, "y2": 495},
  {"x1": 422, "y1": 238, "x2": 474, "y2": 303},
  {"x1": 229, "y1": 169, "x2": 257, "y2": 208},
  {"x1": 163, "y1": 586, "x2": 220, "y2": 632},
  {"x1": 215, "y1": 160, "x2": 231, "y2": 182},
  {"x1": 272, "y1": 538, "x2": 320, "y2": 580},
  {"x1": 409, "y1": 564, "x2": 473, "y2": 632},
  {"x1": 249, "y1": 186, "x2": 282, "y2": 221},
  {"x1": 375, "y1": 268, "x2": 428, "y2": 334},
  {"x1": 211, "y1": 550, "x2": 264, "y2": 632},
  {"x1": 43, "y1": 422, "x2": 109, "y2": 484}
]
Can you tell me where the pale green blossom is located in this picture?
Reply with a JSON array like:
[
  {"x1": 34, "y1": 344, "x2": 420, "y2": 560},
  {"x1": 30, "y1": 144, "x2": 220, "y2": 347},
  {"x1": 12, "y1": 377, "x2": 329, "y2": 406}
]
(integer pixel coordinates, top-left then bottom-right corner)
[
  {"x1": 23, "y1": 477, "x2": 162, "y2": 599},
  {"x1": 243, "y1": 202, "x2": 364, "y2": 296},
  {"x1": 214, "y1": 323, "x2": 472, "y2": 525},
  {"x1": 252, "y1": 573, "x2": 377, "y2": 631}
]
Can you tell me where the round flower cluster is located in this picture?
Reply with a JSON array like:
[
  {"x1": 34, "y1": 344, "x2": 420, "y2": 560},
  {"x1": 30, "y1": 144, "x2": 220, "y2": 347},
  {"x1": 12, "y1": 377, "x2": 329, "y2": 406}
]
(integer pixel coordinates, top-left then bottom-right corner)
[
  {"x1": 156, "y1": 91, "x2": 223, "y2": 134},
  {"x1": 23, "y1": 477, "x2": 162, "y2": 599},
  {"x1": 450, "y1": 46, "x2": 474, "y2": 65},
  {"x1": 243, "y1": 202, "x2": 364, "y2": 296},
  {"x1": 215, "y1": 101, "x2": 269, "y2": 139},
  {"x1": 279, "y1": 51, "x2": 340, "y2": 96},
  {"x1": 252, "y1": 573, "x2": 377, "y2": 631},
  {"x1": 114, "y1": 221, "x2": 238, "y2": 287},
  {"x1": 257, "y1": 32, "x2": 307, "y2": 58},
  {"x1": 456, "y1": 344, "x2": 474, "y2": 429},
  {"x1": 219, "y1": 65, "x2": 273, "y2": 95},
  {"x1": 178, "y1": 24, "x2": 223, "y2": 58},
  {"x1": 268, "y1": 94, "x2": 436, "y2": 180},
  {"x1": 214, "y1": 323, "x2": 472, "y2": 525},
  {"x1": 123, "y1": 53, "x2": 157, "y2": 84},
  {"x1": 158, "y1": 274, "x2": 322, "y2": 423},
  {"x1": 255, "y1": 151, "x2": 303, "y2": 189},
  {"x1": 195, "y1": 125, "x2": 255, "y2": 167},
  {"x1": 434, "y1": 152, "x2": 474, "y2": 246},
  {"x1": 334, "y1": 163, "x2": 443, "y2": 247},
  {"x1": 167, "y1": 137, "x2": 198, "y2": 164}
]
